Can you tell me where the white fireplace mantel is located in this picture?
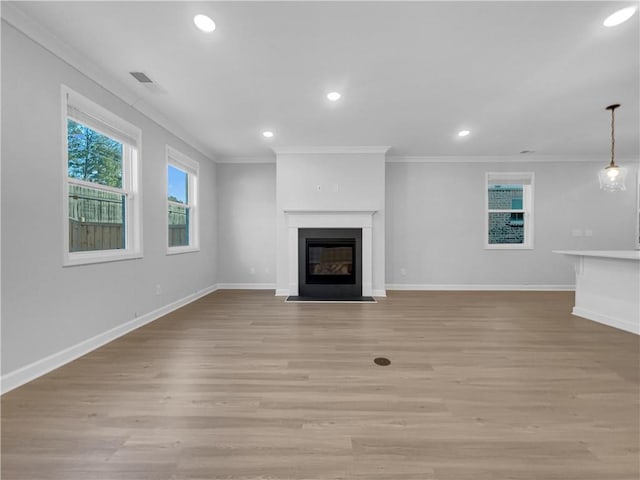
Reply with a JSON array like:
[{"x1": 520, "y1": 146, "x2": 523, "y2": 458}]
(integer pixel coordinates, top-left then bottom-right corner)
[{"x1": 283, "y1": 209, "x2": 377, "y2": 296}]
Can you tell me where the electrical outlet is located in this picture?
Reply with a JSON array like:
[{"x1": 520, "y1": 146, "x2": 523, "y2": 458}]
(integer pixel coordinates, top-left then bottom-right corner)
[
  {"x1": 585, "y1": 229, "x2": 593, "y2": 237},
  {"x1": 571, "y1": 229, "x2": 583, "y2": 237},
  {"x1": 155, "y1": 284, "x2": 161, "y2": 295},
  {"x1": 250, "y1": 267, "x2": 256, "y2": 275},
  {"x1": 400, "y1": 268, "x2": 407, "y2": 276}
]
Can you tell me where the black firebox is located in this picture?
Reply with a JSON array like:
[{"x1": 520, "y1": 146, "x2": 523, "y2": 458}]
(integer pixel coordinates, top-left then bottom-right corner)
[{"x1": 298, "y1": 228, "x2": 362, "y2": 298}]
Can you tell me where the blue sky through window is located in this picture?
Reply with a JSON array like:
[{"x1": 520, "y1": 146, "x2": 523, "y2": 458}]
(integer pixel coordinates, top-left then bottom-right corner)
[{"x1": 168, "y1": 165, "x2": 188, "y2": 204}]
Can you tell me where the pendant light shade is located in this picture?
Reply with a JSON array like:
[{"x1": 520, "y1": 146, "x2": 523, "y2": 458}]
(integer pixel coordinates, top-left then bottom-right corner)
[{"x1": 598, "y1": 104, "x2": 627, "y2": 192}]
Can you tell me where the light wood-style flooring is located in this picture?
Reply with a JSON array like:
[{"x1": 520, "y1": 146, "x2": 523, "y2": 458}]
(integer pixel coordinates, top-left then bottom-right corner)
[{"x1": 2, "y1": 290, "x2": 639, "y2": 479}]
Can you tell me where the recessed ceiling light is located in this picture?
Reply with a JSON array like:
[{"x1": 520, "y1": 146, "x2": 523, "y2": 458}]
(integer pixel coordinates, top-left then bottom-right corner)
[
  {"x1": 193, "y1": 14, "x2": 216, "y2": 33},
  {"x1": 327, "y1": 92, "x2": 341, "y2": 101},
  {"x1": 458, "y1": 130, "x2": 471, "y2": 137},
  {"x1": 262, "y1": 131, "x2": 274, "y2": 138},
  {"x1": 603, "y1": 6, "x2": 637, "y2": 27}
]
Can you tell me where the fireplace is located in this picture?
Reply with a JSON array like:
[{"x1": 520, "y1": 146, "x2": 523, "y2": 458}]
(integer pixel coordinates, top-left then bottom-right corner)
[
  {"x1": 298, "y1": 228, "x2": 362, "y2": 298},
  {"x1": 282, "y1": 209, "x2": 377, "y2": 298},
  {"x1": 306, "y1": 239, "x2": 356, "y2": 284}
]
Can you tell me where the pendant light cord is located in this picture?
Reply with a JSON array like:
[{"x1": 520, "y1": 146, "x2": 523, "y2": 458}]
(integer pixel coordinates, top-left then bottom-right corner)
[
  {"x1": 606, "y1": 104, "x2": 620, "y2": 168},
  {"x1": 610, "y1": 106, "x2": 616, "y2": 167}
]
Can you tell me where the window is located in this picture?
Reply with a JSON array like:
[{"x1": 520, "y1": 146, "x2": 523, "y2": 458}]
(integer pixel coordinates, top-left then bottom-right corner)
[
  {"x1": 486, "y1": 172, "x2": 534, "y2": 249},
  {"x1": 167, "y1": 146, "x2": 199, "y2": 253},
  {"x1": 63, "y1": 86, "x2": 142, "y2": 266}
]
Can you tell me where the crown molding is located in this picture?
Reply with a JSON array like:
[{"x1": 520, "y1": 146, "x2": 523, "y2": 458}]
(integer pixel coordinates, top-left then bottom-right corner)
[
  {"x1": 215, "y1": 153, "x2": 639, "y2": 165},
  {"x1": 216, "y1": 156, "x2": 276, "y2": 164},
  {"x1": 1, "y1": 3, "x2": 216, "y2": 162},
  {"x1": 273, "y1": 146, "x2": 391, "y2": 155},
  {"x1": 385, "y1": 155, "x2": 631, "y2": 164}
]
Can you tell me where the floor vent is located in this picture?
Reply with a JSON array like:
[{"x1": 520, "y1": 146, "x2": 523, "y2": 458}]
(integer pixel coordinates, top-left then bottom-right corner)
[{"x1": 374, "y1": 357, "x2": 391, "y2": 366}]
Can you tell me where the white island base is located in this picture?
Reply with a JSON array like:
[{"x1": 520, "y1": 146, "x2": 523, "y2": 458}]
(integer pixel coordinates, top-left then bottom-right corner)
[{"x1": 554, "y1": 251, "x2": 640, "y2": 335}]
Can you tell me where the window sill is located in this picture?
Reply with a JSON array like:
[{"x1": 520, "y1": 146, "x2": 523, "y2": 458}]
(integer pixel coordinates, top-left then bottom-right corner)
[
  {"x1": 485, "y1": 244, "x2": 533, "y2": 250},
  {"x1": 167, "y1": 246, "x2": 200, "y2": 256},
  {"x1": 64, "y1": 250, "x2": 143, "y2": 267}
]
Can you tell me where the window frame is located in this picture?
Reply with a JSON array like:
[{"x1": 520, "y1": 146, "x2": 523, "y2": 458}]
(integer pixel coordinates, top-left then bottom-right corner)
[
  {"x1": 485, "y1": 172, "x2": 534, "y2": 250},
  {"x1": 62, "y1": 85, "x2": 143, "y2": 266},
  {"x1": 636, "y1": 171, "x2": 640, "y2": 249},
  {"x1": 166, "y1": 146, "x2": 200, "y2": 255}
]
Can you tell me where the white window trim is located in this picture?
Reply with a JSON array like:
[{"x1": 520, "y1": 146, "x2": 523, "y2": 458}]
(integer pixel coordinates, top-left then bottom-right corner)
[
  {"x1": 636, "y1": 170, "x2": 640, "y2": 249},
  {"x1": 485, "y1": 172, "x2": 534, "y2": 250},
  {"x1": 62, "y1": 85, "x2": 143, "y2": 266},
  {"x1": 166, "y1": 146, "x2": 200, "y2": 255}
]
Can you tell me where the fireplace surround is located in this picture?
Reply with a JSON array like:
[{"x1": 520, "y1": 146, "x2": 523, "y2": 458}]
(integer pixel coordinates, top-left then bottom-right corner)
[{"x1": 282, "y1": 210, "x2": 376, "y2": 298}]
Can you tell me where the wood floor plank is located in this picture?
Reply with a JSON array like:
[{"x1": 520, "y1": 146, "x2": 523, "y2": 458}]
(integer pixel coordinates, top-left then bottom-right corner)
[{"x1": 2, "y1": 290, "x2": 638, "y2": 479}]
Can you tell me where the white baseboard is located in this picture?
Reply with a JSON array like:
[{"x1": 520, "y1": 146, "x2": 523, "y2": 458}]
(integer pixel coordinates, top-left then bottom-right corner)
[
  {"x1": 373, "y1": 289, "x2": 387, "y2": 297},
  {"x1": 572, "y1": 307, "x2": 640, "y2": 335},
  {"x1": 217, "y1": 283, "x2": 276, "y2": 290},
  {"x1": 1, "y1": 284, "x2": 218, "y2": 395},
  {"x1": 386, "y1": 284, "x2": 575, "y2": 291}
]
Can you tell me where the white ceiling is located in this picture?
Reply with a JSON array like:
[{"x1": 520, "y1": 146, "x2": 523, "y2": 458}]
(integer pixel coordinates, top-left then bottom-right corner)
[{"x1": 7, "y1": 1, "x2": 640, "y2": 161}]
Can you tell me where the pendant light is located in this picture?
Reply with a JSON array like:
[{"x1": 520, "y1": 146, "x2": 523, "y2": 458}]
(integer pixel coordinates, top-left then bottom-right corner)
[{"x1": 598, "y1": 104, "x2": 627, "y2": 192}]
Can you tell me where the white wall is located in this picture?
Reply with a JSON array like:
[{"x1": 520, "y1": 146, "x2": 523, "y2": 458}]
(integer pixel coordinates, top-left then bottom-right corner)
[
  {"x1": 215, "y1": 157, "x2": 638, "y2": 293},
  {"x1": 275, "y1": 151, "x2": 386, "y2": 295},
  {"x1": 386, "y1": 160, "x2": 639, "y2": 288},
  {"x1": 1, "y1": 23, "x2": 217, "y2": 383},
  {"x1": 3, "y1": 14, "x2": 638, "y2": 392},
  {"x1": 216, "y1": 163, "x2": 276, "y2": 286}
]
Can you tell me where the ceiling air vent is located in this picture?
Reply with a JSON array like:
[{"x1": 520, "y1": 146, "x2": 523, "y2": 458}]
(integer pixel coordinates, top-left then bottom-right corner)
[{"x1": 129, "y1": 71, "x2": 153, "y2": 83}]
